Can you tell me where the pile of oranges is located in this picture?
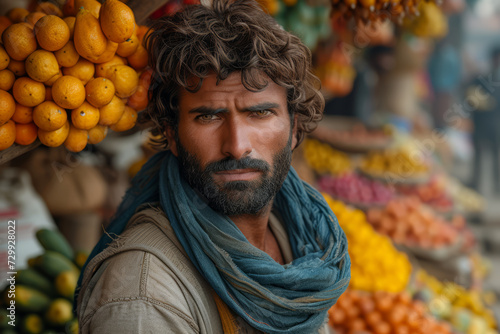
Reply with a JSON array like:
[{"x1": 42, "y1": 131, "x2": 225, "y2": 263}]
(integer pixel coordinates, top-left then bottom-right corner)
[{"x1": 0, "y1": 0, "x2": 152, "y2": 152}]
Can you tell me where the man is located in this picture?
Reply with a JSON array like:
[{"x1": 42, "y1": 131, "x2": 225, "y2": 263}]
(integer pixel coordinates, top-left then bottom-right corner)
[{"x1": 76, "y1": 0, "x2": 350, "y2": 333}]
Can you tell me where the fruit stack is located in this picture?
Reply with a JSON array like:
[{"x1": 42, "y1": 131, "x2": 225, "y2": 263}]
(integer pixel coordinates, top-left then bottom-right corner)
[
  {"x1": 0, "y1": 228, "x2": 87, "y2": 334},
  {"x1": 0, "y1": 0, "x2": 152, "y2": 153},
  {"x1": 303, "y1": 138, "x2": 352, "y2": 176},
  {"x1": 397, "y1": 176, "x2": 454, "y2": 214},
  {"x1": 328, "y1": 289, "x2": 456, "y2": 334},
  {"x1": 324, "y1": 195, "x2": 412, "y2": 293}
]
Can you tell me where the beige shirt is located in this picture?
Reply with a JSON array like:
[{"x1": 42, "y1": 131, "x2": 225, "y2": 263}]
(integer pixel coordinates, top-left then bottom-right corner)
[{"x1": 77, "y1": 206, "x2": 331, "y2": 334}]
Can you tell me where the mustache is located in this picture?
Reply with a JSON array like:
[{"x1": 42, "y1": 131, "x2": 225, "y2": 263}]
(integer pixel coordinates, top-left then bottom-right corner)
[{"x1": 204, "y1": 157, "x2": 270, "y2": 173}]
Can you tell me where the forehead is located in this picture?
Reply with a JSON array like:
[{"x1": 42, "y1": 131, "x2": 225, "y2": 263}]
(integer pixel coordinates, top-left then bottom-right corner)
[{"x1": 178, "y1": 72, "x2": 287, "y2": 108}]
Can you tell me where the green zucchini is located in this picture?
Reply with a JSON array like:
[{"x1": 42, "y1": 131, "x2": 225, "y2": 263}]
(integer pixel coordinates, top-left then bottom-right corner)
[
  {"x1": 16, "y1": 269, "x2": 55, "y2": 296},
  {"x1": 36, "y1": 228, "x2": 74, "y2": 261},
  {"x1": 35, "y1": 251, "x2": 79, "y2": 278},
  {"x1": 15, "y1": 285, "x2": 51, "y2": 313}
]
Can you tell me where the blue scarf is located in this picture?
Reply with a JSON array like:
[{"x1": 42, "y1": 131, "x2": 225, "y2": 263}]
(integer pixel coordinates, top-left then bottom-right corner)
[{"x1": 77, "y1": 151, "x2": 350, "y2": 333}]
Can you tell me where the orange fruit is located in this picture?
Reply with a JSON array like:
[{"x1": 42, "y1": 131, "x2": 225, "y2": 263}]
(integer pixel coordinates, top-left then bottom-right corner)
[
  {"x1": 24, "y1": 12, "x2": 46, "y2": 28},
  {"x1": 52, "y1": 75, "x2": 86, "y2": 109},
  {"x1": 44, "y1": 69, "x2": 63, "y2": 87},
  {"x1": 63, "y1": 16, "x2": 76, "y2": 39},
  {"x1": 99, "y1": 95, "x2": 124, "y2": 125},
  {"x1": 87, "y1": 124, "x2": 107, "y2": 144},
  {"x1": 99, "y1": 0, "x2": 135, "y2": 43},
  {"x1": 7, "y1": 8, "x2": 29, "y2": 23},
  {"x1": 11, "y1": 103, "x2": 33, "y2": 124},
  {"x1": 15, "y1": 122, "x2": 38, "y2": 145},
  {"x1": 25, "y1": 50, "x2": 60, "y2": 83},
  {"x1": 38, "y1": 121, "x2": 69, "y2": 147},
  {"x1": 0, "y1": 120, "x2": 16, "y2": 150},
  {"x1": 62, "y1": 58, "x2": 95, "y2": 84},
  {"x1": 13, "y1": 77, "x2": 46, "y2": 107},
  {"x1": 110, "y1": 105, "x2": 137, "y2": 132},
  {"x1": 34, "y1": 15, "x2": 70, "y2": 52},
  {"x1": 116, "y1": 31, "x2": 139, "y2": 58},
  {"x1": 63, "y1": 0, "x2": 77, "y2": 17},
  {"x1": 35, "y1": 2, "x2": 63, "y2": 17},
  {"x1": 0, "y1": 16, "x2": 12, "y2": 37},
  {"x1": 126, "y1": 44, "x2": 148, "y2": 71},
  {"x1": 0, "y1": 45, "x2": 11, "y2": 71},
  {"x1": 0, "y1": 90, "x2": 16, "y2": 125},
  {"x1": 109, "y1": 65, "x2": 138, "y2": 98},
  {"x1": 45, "y1": 86, "x2": 53, "y2": 101},
  {"x1": 64, "y1": 124, "x2": 88, "y2": 152},
  {"x1": 95, "y1": 55, "x2": 127, "y2": 78},
  {"x1": 127, "y1": 69, "x2": 151, "y2": 111},
  {"x1": 74, "y1": 7, "x2": 107, "y2": 61},
  {"x1": 89, "y1": 40, "x2": 118, "y2": 64},
  {"x1": 54, "y1": 40, "x2": 80, "y2": 67},
  {"x1": 75, "y1": 0, "x2": 102, "y2": 19},
  {"x1": 135, "y1": 25, "x2": 150, "y2": 42},
  {"x1": 33, "y1": 101, "x2": 68, "y2": 131},
  {"x1": 2, "y1": 23, "x2": 38, "y2": 61},
  {"x1": 71, "y1": 101, "x2": 100, "y2": 130},
  {"x1": 86, "y1": 77, "x2": 115, "y2": 107},
  {"x1": 0, "y1": 69, "x2": 15, "y2": 91},
  {"x1": 7, "y1": 59, "x2": 26, "y2": 77}
]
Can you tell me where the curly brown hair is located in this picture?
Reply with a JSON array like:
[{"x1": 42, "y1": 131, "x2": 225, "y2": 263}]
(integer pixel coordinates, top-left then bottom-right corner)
[{"x1": 143, "y1": 0, "x2": 324, "y2": 148}]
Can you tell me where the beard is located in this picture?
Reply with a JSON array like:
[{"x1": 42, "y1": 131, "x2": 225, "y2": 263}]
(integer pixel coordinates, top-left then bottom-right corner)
[{"x1": 175, "y1": 134, "x2": 293, "y2": 216}]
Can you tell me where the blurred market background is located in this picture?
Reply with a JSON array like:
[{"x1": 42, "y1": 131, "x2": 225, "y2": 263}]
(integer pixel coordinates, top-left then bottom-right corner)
[{"x1": 1, "y1": 0, "x2": 500, "y2": 333}]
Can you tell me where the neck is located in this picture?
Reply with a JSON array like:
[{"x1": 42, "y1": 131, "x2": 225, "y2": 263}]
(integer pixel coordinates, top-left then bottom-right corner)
[{"x1": 229, "y1": 204, "x2": 272, "y2": 251}]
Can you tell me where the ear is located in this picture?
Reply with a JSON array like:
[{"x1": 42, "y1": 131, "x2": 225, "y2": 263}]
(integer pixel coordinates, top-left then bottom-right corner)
[
  {"x1": 291, "y1": 114, "x2": 299, "y2": 150},
  {"x1": 165, "y1": 126, "x2": 178, "y2": 157}
]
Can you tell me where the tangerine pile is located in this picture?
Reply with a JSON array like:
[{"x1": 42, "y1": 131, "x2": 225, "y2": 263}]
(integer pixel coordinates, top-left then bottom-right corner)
[{"x1": 0, "y1": 0, "x2": 152, "y2": 153}]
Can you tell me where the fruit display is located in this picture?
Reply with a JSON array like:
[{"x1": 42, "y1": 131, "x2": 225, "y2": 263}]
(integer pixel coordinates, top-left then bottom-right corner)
[
  {"x1": 366, "y1": 197, "x2": 460, "y2": 250},
  {"x1": 446, "y1": 176, "x2": 485, "y2": 214},
  {"x1": 413, "y1": 270, "x2": 498, "y2": 333},
  {"x1": 397, "y1": 176, "x2": 454, "y2": 214},
  {"x1": 318, "y1": 173, "x2": 394, "y2": 207},
  {"x1": 0, "y1": 0, "x2": 152, "y2": 153},
  {"x1": 403, "y1": 1, "x2": 448, "y2": 38},
  {"x1": 328, "y1": 289, "x2": 455, "y2": 334},
  {"x1": 315, "y1": 43, "x2": 356, "y2": 97},
  {"x1": 324, "y1": 195, "x2": 412, "y2": 293},
  {"x1": 0, "y1": 228, "x2": 87, "y2": 334},
  {"x1": 303, "y1": 138, "x2": 352, "y2": 175},
  {"x1": 360, "y1": 149, "x2": 430, "y2": 183}
]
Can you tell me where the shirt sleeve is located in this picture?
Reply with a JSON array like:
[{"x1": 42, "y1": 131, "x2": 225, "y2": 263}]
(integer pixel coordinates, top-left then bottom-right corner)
[{"x1": 86, "y1": 298, "x2": 200, "y2": 334}]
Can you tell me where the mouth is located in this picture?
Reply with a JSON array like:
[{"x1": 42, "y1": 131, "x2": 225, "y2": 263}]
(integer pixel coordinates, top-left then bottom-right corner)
[{"x1": 213, "y1": 169, "x2": 262, "y2": 182}]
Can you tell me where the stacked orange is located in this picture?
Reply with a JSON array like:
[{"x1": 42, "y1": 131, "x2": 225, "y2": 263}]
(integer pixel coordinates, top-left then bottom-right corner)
[{"x1": 0, "y1": 0, "x2": 153, "y2": 153}]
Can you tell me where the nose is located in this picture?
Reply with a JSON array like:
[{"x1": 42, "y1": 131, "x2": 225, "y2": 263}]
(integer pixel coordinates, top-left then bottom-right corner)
[{"x1": 220, "y1": 117, "x2": 253, "y2": 160}]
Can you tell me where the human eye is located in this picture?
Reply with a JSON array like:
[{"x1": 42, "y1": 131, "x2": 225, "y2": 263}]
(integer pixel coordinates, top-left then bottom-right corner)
[
  {"x1": 196, "y1": 114, "x2": 219, "y2": 122},
  {"x1": 251, "y1": 110, "x2": 273, "y2": 118}
]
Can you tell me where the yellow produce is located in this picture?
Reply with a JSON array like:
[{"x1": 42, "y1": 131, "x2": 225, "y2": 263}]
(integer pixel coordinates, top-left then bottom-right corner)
[
  {"x1": 99, "y1": 0, "x2": 136, "y2": 43},
  {"x1": 303, "y1": 138, "x2": 351, "y2": 175},
  {"x1": 74, "y1": 7, "x2": 107, "y2": 61},
  {"x1": 323, "y1": 194, "x2": 412, "y2": 293},
  {"x1": 361, "y1": 149, "x2": 429, "y2": 179}
]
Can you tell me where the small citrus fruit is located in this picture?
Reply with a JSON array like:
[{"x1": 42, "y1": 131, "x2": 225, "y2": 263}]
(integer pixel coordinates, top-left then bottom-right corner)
[
  {"x1": 71, "y1": 101, "x2": 100, "y2": 130},
  {"x1": 12, "y1": 77, "x2": 45, "y2": 107},
  {"x1": 34, "y1": 15, "x2": 70, "y2": 52},
  {"x1": 38, "y1": 121, "x2": 69, "y2": 147},
  {"x1": 87, "y1": 124, "x2": 107, "y2": 144},
  {"x1": 116, "y1": 32, "x2": 139, "y2": 58},
  {"x1": 99, "y1": 95, "x2": 124, "y2": 125},
  {"x1": 2, "y1": 23, "x2": 38, "y2": 61},
  {"x1": 99, "y1": 0, "x2": 135, "y2": 43},
  {"x1": 0, "y1": 90, "x2": 16, "y2": 125},
  {"x1": 35, "y1": 2, "x2": 63, "y2": 17},
  {"x1": 0, "y1": 69, "x2": 15, "y2": 91},
  {"x1": 62, "y1": 58, "x2": 95, "y2": 84},
  {"x1": 15, "y1": 122, "x2": 37, "y2": 145},
  {"x1": 0, "y1": 45, "x2": 10, "y2": 70},
  {"x1": 0, "y1": 120, "x2": 16, "y2": 150},
  {"x1": 52, "y1": 75, "x2": 85, "y2": 109},
  {"x1": 11, "y1": 103, "x2": 33, "y2": 124},
  {"x1": 63, "y1": 16, "x2": 76, "y2": 39},
  {"x1": 25, "y1": 50, "x2": 60, "y2": 83},
  {"x1": 7, "y1": 59, "x2": 26, "y2": 76},
  {"x1": 109, "y1": 65, "x2": 138, "y2": 98},
  {"x1": 86, "y1": 77, "x2": 115, "y2": 108},
  {"x1": 110, "y1": 105, "x2": 137, "y2": 132},
  {"x1": 33, "y1": 101, "x2": 68, "y2": 131},
  {"x1": 64, "y1": 124, "x2": 88, "y2": 152},
  {"x1": 44, "y1": 69, "x2": 63, "y2": 87},
  {"x1": 7, "y1": 8, "x2": 29, "y2": 23},
  {"x1": 95, "y1": 55, "x2": 127, "y2": 78},
  {"x1": 55, "y1": 40, "x2": 79, "y2": 68},
  {"x1": 24, "y1": 12, "x2": 46, "y2": 28},
  {"x1": 127, "y1": 44, "x2": 148, "y2": 71},
  {"x1": 0, "y1": 16, "x2": 12, "y2": 37}
]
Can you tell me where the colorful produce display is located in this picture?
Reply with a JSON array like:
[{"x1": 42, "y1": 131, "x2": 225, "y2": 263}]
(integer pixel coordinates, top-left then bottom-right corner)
[
  {"x1": 328, "y1": 289, "x2": 455, "y2": 334},
  {"x1": 318, "y1": 173, "x2": 394, "y2": 207},
  {"x1": 324, "y1": 195, "x2": 412, "y2": 293},
  {"x1": 403, "y1": 1, "x2": 448, "y2": 38},
  {"x1": 315, "y1": 43, "x2": 356, "y2": 97},
  {"x1": 366, "y1": 197, "x2": 459, "y2": 249},
  {"x1": 397, "y1": 176, "x2": 454, "y2": 213},
  {"x1": 0, "y1": 228, "x2": 87, "y2": 334},
  {"x1": 446, "y1": 176, "x2": 485, "y2": 214},
  {"x1": 361, "y1": 150, "x2": 430, "y2": 182},
  {"x1": 303, "y1": 138, "x2": 351, "y2": 175},
  {"x1": 0, "y1": 0, "x2": 152, "y2": 152},
  {"x1": 414, "y1": 270, "x2": 498, "y2": 333}
]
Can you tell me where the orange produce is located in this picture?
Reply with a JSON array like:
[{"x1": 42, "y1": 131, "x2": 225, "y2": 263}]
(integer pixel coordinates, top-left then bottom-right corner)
[
  {"x1": 64, "y1": 124, "x2": 88, "y2": 152},
  {"x1": 11, "y1": 103, "x2": 33, "y2": 124},
  {"x1": 44, "y1": 69, "x2": 63, "y2": 87},
  {"x1": 75, "y1": 0, "x2": 102, "y2": 19},
  {"x1": 116, "y1": 31, "x2": 139, "y2": 58},
  {"x1": 90, "y1": 40, "x2": 118, "y2": 63},
  {"x1": 74, "y1": 7, "x2": 107, "y2": 61},
  {"x1": 52, "y1": 75, "x2": 86, "y2": 109},
  {"x1": 34, "y1": 15, "x2": 70, "y2": 52},
  {"x1": 35, "y1": 2, "x2": 63, "y2": 17},
  {"x1": 99, "y1": 95, "x2": 125, "y2": 125},
  {"x1": 0, "y1": 69, "x2": 15, "y2": 91},
  {"x1": 63, "y1": 0, "x2": 77, "y2": 17},
  {"x1": 86, "y1": 77, "x2": 115, "y2": 108},
  {"x1": 33, "y1": 101, "x2": 68, "y2": 131},
  {"x1": 24, "y1": 12, "x2": 46, "y2": 28},
  {"x1": 62, "y1": 58, "x2": 95, "y2": 84},
  {"x1": 0, "y1": 16, "x2": 12, "y2": 37},
  {"x1": 0, "y1": 90, "x2": 16, "y2": 125},
  {"x1": 127, "y1": 44, "x2": 148, "y2": 70},
  {"x1": 38, "y1": 121, "x2": 70, "y2": 147},
  {"x1": 109, "y1": 65, "x2": 138, "y2": 98},
  {"x1": 0, "y1": 45, "x2": 11, "y2": 71},
  {"x1": 25, "y1": 50, "x2": 60, "y2": 83},
  {"x1": 0, "y1": 120, "x2": 16, "y2": 150},
  {"x1": 135, "y1": 25, "x2": 149, "y2": 42},
  {"x1": 110, "y1": 105, "x2": 137, "y2": 132},
  {"x1": 54, "y1": 40, "x2": 80, "y2": 67},
  {"x1": 7, "y1": 8, "x2": 29, "y2": 23},
  {"x1": 15, "y1": 122, "x2": 37, "y2": 145},
  {"x1": 127, "y1": 69, "x2": 151, "y2": 111},
  {"x1": 71, "y1": 101, "x2": 100, "y2": 130},
  {"x1": 95, "y1": 55, "x2": 127, "y2": 78},
  {"x1": 45, "y1": 87, "x2": 53, "y2": 101},
  {"x1": 87, "y1": 124, "x2": 107, "y2": 144},
  {"x1": 99, "y1": 0, "x2": 135, "y2": 43},
  {"x1": 7, "y1": 60, "x2": 26, "y2": 77},
  {"x1": 12, "y1": 77, "x2": 45, "y2": 107},
  {"x1": 2, "y1": 23, "x2": 38, "y2": 61},
  {"x1": 63, "y1": 16, "x2": 76, "y2": 39}
]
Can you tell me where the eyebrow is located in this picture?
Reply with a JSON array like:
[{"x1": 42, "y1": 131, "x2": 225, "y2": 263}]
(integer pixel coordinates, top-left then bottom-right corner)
[{"x1": 188, "y1": 102, "x2": 281, "y2": 114}]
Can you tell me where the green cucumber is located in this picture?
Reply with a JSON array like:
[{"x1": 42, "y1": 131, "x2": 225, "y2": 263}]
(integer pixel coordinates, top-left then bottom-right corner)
[
  {"x1": 16, "y1": 269, "x2": 55, "y2": 296},
  {"x1": 36, "y1": 228, "x2": 74, "y2": 261},
  {"x1": 15, "y1": 285, "x2": 51, "y2": 313},
  {"x1": 35, "y1": 251, "x2": 79, "y2": 278}
]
